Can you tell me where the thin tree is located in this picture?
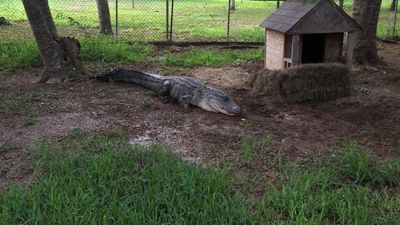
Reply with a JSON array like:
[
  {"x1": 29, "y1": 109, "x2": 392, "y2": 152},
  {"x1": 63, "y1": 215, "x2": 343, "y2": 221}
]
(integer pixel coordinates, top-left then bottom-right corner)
[
  {"x1": 230, "y1": 0, "x2": 236, "y2": 11},
  {"x1": 390, "y1": 0, "x2": 398, "y2": 11},
  {"x1": 352, "y1": 0, "x2": 383, "y2": 65},
  {"x1": 22, "y1": 0, "x2": 82, "y2": 83},
  {"x1": 96, "y1": 0, "x2": 113, "y2": 34}
]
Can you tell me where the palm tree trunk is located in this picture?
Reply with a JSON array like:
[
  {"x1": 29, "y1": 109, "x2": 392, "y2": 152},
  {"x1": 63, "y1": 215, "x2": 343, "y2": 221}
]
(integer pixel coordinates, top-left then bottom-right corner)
[
  {"x1": 96, "y1": 0, "x2": 113, "y2": 34},
  {"x1": 22, "y1": 0, "x2": 82, "y2": 83},
  {"x1": 352, "y1": 0, "x2": 383, "y2": 65}
]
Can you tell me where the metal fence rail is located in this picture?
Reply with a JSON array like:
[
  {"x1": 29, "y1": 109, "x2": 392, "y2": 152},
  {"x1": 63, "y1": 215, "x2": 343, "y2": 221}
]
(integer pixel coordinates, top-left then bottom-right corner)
[{"x1": 0, "y1": 0, "x2": 399, "y2": 43}]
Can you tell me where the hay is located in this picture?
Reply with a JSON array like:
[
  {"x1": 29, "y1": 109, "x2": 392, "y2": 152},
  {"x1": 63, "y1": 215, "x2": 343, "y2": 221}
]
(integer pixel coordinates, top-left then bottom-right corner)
[{"x1": 253, "y1": 63, "x2": 350, "y2": 103}]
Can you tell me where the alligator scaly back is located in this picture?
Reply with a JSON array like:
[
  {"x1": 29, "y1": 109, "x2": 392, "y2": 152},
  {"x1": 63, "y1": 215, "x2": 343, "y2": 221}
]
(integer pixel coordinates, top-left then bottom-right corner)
[{"x1": 96, "y1": 68, "x2": 241, "y2": 116}]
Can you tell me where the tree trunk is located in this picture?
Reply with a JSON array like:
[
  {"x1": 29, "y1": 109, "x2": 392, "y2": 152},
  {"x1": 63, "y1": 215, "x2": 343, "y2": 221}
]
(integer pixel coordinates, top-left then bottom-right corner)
[
  {"x1": 96, "y1": 0, "x2": 113, "y2": 34},
  {"x1": 230, "y1": 0, "x2": 235, "y2": 11},
  {"x1": 352, "y1": 0, "x2": 383, "y2": 65},
  {"x1": 22, "y1": 0, "x2": 82, "y2": 83},
  {"x1": 390, "y1": 0, "x2": 397, "y2": 11}
]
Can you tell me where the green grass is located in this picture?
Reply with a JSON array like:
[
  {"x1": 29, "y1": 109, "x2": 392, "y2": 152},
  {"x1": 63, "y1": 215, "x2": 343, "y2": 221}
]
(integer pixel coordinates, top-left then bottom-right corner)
[
  {"x1": 259, "y1": 166, "x2": 400, "y2": 224},
  {"x1": 1, "y1": 0, "x2": 398, "y2": 43},
  {"x1": 80, "y1": 36, "x2": 153, "y2": 63},
  {"x1": 339, "y1": 140, "x2": 400, "y2": 186},
  {"x1": 161, "y1": 47, "x2": 263, "y2": 68},
  {"x1": 0, "y1": 131, "x2": 256, "y2": 225},
  {"x1": 0, "y1": 131, "x2": 399, "y2": 224},
  {"x1": 0, "y1": 37, "x2": 264, "y2": 71},
  {"x1": 0, "y1": 41, "x2": 42, "y2": 71},
  {"x1": 0, "y1": 37, "x2": 154, "y2": 71}
]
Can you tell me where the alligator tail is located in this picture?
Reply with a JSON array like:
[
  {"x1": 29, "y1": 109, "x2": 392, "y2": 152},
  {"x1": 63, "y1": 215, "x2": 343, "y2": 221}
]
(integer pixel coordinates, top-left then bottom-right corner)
[{"x1": 96, "y1": 68, "x2": 165, "y2": 92}]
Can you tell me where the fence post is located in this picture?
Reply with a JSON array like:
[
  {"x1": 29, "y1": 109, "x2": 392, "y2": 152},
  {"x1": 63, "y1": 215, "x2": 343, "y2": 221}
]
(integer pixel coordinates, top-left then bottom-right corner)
[
  {"x1": 393, "y1": 0, "x2": 398, "y2": 38},
  {"x1": 227, "y1": 0, "x2": 231, "y2": 43},
  {"x1": 115, "y1": 0, "x2": 118, "y2": 36},
  {"x1": 166, "y1": 0, "x2": 169, "y2": 40},
  {"x1": 170, "y1": 0, "x2": 174, "y2": 41}
]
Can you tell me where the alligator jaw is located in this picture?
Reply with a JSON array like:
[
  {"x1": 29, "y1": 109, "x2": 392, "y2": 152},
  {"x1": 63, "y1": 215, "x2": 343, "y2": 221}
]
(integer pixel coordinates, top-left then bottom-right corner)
[{"x1": 198, "y1": 98, "x2": 241, "y2": 116}]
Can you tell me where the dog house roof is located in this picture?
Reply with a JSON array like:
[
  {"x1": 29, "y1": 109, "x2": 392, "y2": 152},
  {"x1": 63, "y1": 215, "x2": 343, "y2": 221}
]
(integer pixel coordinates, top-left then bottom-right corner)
[{"x1": 260, "y1": 0, "x2": 361, "y2": 34}]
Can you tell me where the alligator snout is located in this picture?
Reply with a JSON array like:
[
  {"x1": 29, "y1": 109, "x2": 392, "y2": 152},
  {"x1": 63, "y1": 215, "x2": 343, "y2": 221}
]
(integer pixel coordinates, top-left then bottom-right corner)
[{"x1": 229, "y1": 105, "x2": 241, "y2": 116}]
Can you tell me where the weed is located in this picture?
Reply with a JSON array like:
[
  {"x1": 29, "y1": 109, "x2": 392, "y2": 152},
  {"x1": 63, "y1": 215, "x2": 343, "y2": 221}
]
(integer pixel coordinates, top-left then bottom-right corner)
[
  {"x1": 240, "y1": 138, "x2": 253, "y2": 165},
  {"x1": 29, "y1": 91, "x2": 41, "y2": 101},
  {"x1": 1, "y1": 95, "x2": 30, "y2": 113},
  {"x1": 240, "y1": 135, "x2": 273, "y2": 165},
  {"x1": 240, "y1": 119, "x2": 252, "y2": 129},
  {"x1": 339, "y1": 141, "x2": 400, "y2": 186},
  {"x1": 137, "y1": 98, "x2": 151, "y2": 109},
  {"x1": 47, "y1": 92, "x2": 63, "y2": 100},
  {"x1": 258, "y1": 163, "x2": 400, "y2": 224},
  {"x1": 23, "y1": 111, "x2": 38, "y2": 126},
  {"x1": 0, "y1": 41, "x2": 42, "y2": 71},
  {"x1": 0, "y1": 142, "x2": 13, "y2": 155},
  {"x1": 0, "y1": 135, "x2": 399, "y2": 224}
]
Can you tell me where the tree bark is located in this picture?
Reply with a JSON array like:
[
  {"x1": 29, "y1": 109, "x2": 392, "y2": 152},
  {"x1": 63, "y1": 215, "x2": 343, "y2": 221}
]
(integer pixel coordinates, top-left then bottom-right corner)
[
  {"x1": 22, "y1": 0, "x2": 82, "y2": 83},
  {"x1": 390, "y1": 0, "x2": 398, "y2": 11},
  {"x1": 230, "y1": 0, "x2": 235, "y2": 11},
  {"x1": 96, "y1": 0, "x2": 113, "y2": 35},
  {"x1": 352, "y1": 0, "x2": 383, "y2": 65}
]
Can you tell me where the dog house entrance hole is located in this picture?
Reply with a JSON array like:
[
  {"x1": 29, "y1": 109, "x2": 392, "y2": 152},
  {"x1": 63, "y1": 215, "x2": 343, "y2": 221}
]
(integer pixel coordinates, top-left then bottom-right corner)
[{"x1": 302, "y1": 34, "x2": 325, "y2": 64}]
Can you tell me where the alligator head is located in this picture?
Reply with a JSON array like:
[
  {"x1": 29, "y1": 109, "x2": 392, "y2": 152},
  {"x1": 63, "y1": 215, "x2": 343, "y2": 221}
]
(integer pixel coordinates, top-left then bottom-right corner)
[{"x1": 199, "y1": 89, "x2": 241, "y2": 116}]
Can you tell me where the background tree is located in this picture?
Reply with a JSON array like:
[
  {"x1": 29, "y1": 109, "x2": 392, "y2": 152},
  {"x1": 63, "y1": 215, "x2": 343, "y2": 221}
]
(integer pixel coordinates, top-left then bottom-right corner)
[
  {"x1": 96, "y1": 0, "x2": 113, "y2": 34},
  {"x1": 352, "y1": 0, "x2": 383, "y2": 65},
  {"x1": 22, "y1": 0, "x2": 82, "y2": 83},
  {"x1": 230, "y1": 0, "x2": 235, "y2": 11},
  {"x1": 390, "y1": 0, "x2": 398, "y2": 11}
]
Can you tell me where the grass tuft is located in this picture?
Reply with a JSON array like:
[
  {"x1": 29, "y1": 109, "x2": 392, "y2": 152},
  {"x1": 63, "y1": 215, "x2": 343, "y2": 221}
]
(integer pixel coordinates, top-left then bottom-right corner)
[
  {"x1": 80, "y1": 36, "x2": 153, "y2": 63},
  {"x1": 339, "y1": 140, "x2": 400, "y2": 186},
  {"x1": 0, "y1": 41, "x2": 42, "y2": 71}
]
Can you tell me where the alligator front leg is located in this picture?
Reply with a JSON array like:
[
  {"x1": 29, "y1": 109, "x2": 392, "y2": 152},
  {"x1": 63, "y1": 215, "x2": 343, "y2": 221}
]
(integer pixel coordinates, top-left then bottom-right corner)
[{"x1": 178, "y1": 95, "x2": 193, "y2": 112}]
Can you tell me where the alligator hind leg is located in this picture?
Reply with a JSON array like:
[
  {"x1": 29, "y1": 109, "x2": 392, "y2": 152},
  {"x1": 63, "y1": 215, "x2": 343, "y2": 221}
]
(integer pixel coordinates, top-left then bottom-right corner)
[
  {"x1": 160, "y1": 95, "x2": 173, "y2": 104},
  {"x1": 178, "y1": 95, "x2": 192, "y2": 112}
]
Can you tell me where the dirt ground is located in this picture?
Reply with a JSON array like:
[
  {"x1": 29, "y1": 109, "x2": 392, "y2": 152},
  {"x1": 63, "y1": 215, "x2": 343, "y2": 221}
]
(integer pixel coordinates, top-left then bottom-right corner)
[{"x1": 1, "y1": 42, "x2": 400, "y2": 189}]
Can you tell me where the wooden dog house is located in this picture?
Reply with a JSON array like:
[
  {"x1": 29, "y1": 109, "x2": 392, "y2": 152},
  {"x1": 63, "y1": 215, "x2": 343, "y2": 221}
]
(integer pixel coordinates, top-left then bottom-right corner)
[{"x1": 260, "y1": 0, "x2": 361, "y2": 70}]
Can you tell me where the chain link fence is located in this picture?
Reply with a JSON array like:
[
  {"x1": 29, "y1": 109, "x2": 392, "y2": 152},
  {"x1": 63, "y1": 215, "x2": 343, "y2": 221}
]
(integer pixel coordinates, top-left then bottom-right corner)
[{"x1": 0, "y1": 0, "x2": 399, "y2": 43}]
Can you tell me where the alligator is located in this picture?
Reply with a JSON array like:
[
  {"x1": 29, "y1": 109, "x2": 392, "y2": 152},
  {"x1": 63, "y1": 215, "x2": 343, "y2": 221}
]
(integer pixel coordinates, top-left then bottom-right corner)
[{"x1": 96, "y1": 68, "x2": 241, "y2": 116}]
